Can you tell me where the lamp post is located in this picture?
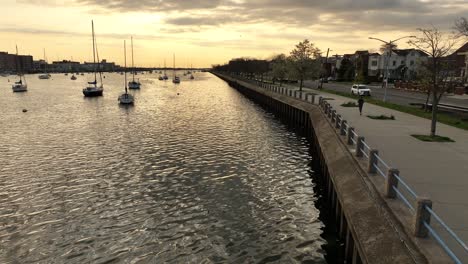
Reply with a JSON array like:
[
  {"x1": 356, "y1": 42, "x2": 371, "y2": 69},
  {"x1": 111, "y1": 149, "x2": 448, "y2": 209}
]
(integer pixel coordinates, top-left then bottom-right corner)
[
  {"x1": 319, "y1": 48, "x2": 331, "y2": 89},
  {"x1": 368, "y1": 36, "x2": 416, "y2": 102}
]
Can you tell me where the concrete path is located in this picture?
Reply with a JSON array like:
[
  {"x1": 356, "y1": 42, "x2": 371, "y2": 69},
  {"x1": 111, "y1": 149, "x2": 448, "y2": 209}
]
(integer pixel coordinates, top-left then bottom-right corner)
[{"x1": 288, "y1": 84, "x2": 468, "y2": 258}]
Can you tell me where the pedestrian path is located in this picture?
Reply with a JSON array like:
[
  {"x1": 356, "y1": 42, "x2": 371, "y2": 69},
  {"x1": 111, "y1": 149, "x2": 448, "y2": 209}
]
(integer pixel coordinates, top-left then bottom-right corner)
[{"x1": 295, "y1": 84, "x2": 468, "y2": 260}]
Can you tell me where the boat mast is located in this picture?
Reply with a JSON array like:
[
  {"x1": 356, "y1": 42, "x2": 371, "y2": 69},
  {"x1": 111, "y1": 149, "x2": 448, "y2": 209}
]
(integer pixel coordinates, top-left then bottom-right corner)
[
  {"x1": 91, "y1": 20, "x2": 97, "y2": 85},
  {"x1": 94, "y1": 27, "x2": 103, "y2": 86},
  {"x1": 124, "y1": 40, "x2": 128, "y2": 94},
  {"x1": 164, "y1": 59, "x2": 166, "y2": 75},
  {"x1": 43, "y1": 48, "x2": 47, "y2": 74},
  {"x1": 131, "y1": 36, "x2": 135, "y2": 82},
  {"x1": 173, "y1": 53, "x2": 176, "y2": 78},
  {"x1": 16, "y1": 45, "x2": 25, "y2": 84}
]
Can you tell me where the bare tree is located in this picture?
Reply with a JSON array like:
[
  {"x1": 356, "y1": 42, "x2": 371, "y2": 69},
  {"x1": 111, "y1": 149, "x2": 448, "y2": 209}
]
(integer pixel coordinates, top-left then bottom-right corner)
[
  {"x1": 454, "y1": 17, "x2": 468, "y2": 37},
  {"x1": 408, "y1": 26, "x2": 457, "y2": 137},
  {"x1": 380, "y1": 42, "x2": 398, "y2": 53},
  {"x1": 289, "y1": 39, "x2": 321, "y2": 91}
]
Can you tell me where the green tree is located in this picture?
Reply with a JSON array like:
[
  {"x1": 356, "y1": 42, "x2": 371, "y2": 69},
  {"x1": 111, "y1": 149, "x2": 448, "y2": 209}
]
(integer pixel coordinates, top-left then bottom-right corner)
[
  {"x1": 289, "y1": 39, "x2": 321, "y2": 91},
  {"x1": 337, "y1": 58, "x2": 354, "y2": 81},
  {"x1": 270, "y1": 54, "x2": 288, "y2": 86},
  {"x1": 408, "y1": 26, "x2": 457, "y2": 137}
]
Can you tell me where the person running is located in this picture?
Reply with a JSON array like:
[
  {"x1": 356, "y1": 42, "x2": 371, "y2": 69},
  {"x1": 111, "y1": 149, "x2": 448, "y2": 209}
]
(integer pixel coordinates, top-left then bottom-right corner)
[{"x1": 358, "y1": 96, "x2": 364, "y2": 116}]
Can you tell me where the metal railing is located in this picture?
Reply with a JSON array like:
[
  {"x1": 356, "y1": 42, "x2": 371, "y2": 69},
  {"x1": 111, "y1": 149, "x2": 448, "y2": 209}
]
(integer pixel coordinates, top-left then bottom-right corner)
[{"x1": 316, "y1": 97, "x2": 466, "y2": 264}]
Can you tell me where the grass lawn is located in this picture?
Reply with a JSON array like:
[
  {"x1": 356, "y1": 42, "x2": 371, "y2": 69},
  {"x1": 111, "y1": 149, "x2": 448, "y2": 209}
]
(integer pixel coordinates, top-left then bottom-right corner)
[
  {"x1": 320, "y1": 88, "x2": 468, "y2": 131},
  {"x1": 411, "y1": 135, "x2": 455, "y2": 142},
  {"x1": 367, "y1": 114, "x2": 395, "y2": 120},
  {"x1": 341, "y1": 101, "x2": 358, "y2": 107}
]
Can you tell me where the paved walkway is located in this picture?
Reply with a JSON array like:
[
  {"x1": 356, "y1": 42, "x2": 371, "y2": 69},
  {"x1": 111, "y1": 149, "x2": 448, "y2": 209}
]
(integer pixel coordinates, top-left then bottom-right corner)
[{"x1": 283, "y1": 83, "x2": 468, "y2": 257}]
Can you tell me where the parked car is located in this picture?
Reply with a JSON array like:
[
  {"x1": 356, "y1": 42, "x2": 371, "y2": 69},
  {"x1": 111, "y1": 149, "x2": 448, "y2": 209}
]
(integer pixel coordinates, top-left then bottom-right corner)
[{"x1": 351, "y1": 84, "x2": 371, "y2": 96}]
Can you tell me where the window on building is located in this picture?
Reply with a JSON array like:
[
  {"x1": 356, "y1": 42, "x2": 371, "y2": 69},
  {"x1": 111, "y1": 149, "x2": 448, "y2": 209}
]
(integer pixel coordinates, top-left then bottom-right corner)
[
  {"x1": 401, "y1": 60, "x2": 405, "y2": 65},
  {"x1": 392, "y1": 61, "x2": 396, "y2": 66},
  {"x1": 371, "y1": 60, "x2": 378, "y2": 66},
  {"x1": 410, "y1": 60, "x2": 414, "y2": 66}
]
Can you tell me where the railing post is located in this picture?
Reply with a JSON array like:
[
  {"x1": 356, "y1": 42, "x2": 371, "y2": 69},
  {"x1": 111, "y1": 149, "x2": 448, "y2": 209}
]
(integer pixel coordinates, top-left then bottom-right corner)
[
  {"x1": 340, "y1": 120, "x2": 346, "y2": 135},
  {"x1": 367, "y1": 150, "x2": 379, "y2": 173},
  {"x1": 347, "y1": 127, "x2": 355, "y2": 145},
  {"x1": 413, "y1": 198, "x2": 432, "y2": 238},
  {"x1": 311, "y1": 94, "x2": 315, "y2": 104},
  {"x1": 335, "y1": 115, "x2": 341, "y2": 129},
  {"x1": 330, "y1": 109, "x2": 335, "y2": 119},
  {"x1": 356, "y1": 137, "x2": 365, "y2": 157},
  {"x1": 385, "y1": 169, "x2": 399, "y2": 198}
]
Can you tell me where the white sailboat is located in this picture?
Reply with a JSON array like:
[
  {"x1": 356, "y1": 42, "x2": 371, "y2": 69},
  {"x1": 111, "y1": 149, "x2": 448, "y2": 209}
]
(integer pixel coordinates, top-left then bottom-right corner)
[
  {"x1": 172, "y1": 54, "x2": 180, "y2": 84},
  {"x1": 12, "y1": 45, "x2": 28, "y2": 92},
  {"x1": 83, "y1": 20, "x2": 103, "y2": 97},
  {"x1": 119, "y1": 40, "x2": 134, "y2": 105},
  {"x1": 128, "y1": 36, "x2": 141, "y2": 89},
  {"x1": 38, "y1": 48, "x2": 50, "y2": 79}
]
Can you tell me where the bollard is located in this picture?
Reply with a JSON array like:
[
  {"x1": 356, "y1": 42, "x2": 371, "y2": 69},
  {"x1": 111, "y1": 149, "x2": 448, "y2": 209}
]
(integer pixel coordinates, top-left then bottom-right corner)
[
  {"x1": 340, "y1": 120, "x2": 347, "y2": 135},
  {"x1": 385, "y1": 169, "x2": 399, "y2": 198},
  {"x1": 356, "y1": 137, "x2": 365, "y2": 157},
  {"x1": 348, "y1": 127, "x2": 354, "y2": 145},
  {"x1": 328, "y1": 108, "x2": 334, "y2": 118},
  {"x1": 311, "y1": 94, "x2": 315, "y2": 104},
  {"x1": 413, "y1": 198, "x2": 432, "y2": 238},
  {"x1": 335, "y1": 115, "x2": 341, "y2": 129},
  {"x1": 367, "y1": 149, "x2": 379, "y2": 173},
  {"x1": 331, "y1": 110, "x2": 336, "y2": 121}
]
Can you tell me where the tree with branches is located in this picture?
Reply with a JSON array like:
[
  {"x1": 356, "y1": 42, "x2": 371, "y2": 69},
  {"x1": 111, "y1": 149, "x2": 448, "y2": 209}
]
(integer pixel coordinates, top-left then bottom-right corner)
[
  {"x1": 270, "y1": 54, "x2": 288, "y2": 87},
  {"x1": 454, "y1": 17, "x2": 468, "y2": 37},
  {"x1": 289, "y1": 39, "x2": 321, "y2": 91},
  {"x1": 408, "y1": 26, "x2": 457, "y2": 137}
]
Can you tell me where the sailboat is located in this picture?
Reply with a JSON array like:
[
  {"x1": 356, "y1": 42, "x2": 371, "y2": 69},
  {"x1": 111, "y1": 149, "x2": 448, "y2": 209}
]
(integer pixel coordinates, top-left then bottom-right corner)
[
  {"x1": 190, "y1": 64, "x2": 194, "y2": 80},
  {"x1": 12, "y1": 45, "x2": 28, "y2": 92},
  {"x1": 163, "y1": 59, "x2": 168, "y2": 80},
  {"x1": 38, "y1": 49, "x2": 50, "y2": 79},
  {"x1": 82, "y1": 20, "x2": 103, "y2": 97},
  {"x1": 128, "y1": 37, "x2": 141, "y2": 89},
  {"x1": 119, "y1": 40, "x2": 134, "y2": 105},
  {"x1": 172, "y1": 54, "x2": 180, "y2": 84},
  {"x1": 71, "y1": 74, "x2": 77, "y2": 80}
]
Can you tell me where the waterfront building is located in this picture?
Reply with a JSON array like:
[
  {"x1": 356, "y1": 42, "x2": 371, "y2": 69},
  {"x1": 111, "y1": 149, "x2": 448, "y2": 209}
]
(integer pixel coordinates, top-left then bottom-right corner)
[{"x1": 0, "y1": 51, "x2": 33, "y2": 72}]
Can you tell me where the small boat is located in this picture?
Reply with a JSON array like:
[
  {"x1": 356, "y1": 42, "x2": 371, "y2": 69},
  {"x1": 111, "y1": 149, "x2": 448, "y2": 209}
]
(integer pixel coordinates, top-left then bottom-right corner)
[
  {"x1": 158, "y1": 76, "x2": 164, "y2": 81},
  {"x1": 119, "y1": 40, "x2": 134, "y2": 105},
  {"x1": 65, "y1": 73, "x2": 68, "y2": 76},
  {"x1": 12, "y1": 45, "x2": 28, "y2": 92},
  {"x1": 172, "y1": 53, "x2": 180, "y2": 84},
  {"x1": 12, "y1": 80, "x2": 27, "y2": 92},
  {"x1": 38, "y1": 49, "x2": 50, "y2": 79},
  {"x1": 71, "y1": 75, "x2": 77, "y2": 80},
  {"x1": 189, "y1": 64, "x2": 194, "y2": 80},
  {"x1": 80, "y1": 73, "x2": 84, "y2": 76},
  {"x1": 83, "y1": 20, "x2": 104, "y2": 97},
  {"x1": 128, "y1": 36, "x2": 141, "y2": 89}
]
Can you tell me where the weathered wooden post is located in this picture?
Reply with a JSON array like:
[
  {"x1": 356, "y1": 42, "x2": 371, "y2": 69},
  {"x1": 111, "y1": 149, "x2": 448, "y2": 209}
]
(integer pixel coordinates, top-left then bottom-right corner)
[
  {"x1": 385, "y1": 168, "x2": 399, "y2": 198},
  {"x1": 413, "y1": 198, "x2": 432, "y2": 238}
]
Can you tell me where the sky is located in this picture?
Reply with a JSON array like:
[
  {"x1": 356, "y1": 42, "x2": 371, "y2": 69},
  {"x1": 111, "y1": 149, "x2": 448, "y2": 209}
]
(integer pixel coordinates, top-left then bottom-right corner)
[{"x1": 0, "y1": 0, "x2": 466, "y2": 67}]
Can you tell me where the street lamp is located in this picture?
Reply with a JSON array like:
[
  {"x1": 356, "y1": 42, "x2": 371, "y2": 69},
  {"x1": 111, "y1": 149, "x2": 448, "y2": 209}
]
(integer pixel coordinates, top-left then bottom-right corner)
[
  {"x1": 368, "y1": 35, "x2": 416, "y2": 102},
  {"x1": 319, "y1": 48, "x2": 331, "y2": 89}
]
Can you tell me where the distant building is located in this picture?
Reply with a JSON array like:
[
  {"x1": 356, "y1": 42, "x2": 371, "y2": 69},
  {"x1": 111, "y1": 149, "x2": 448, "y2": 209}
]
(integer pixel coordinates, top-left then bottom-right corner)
[
  {"x1": 52, "y1": 60, "x2": 80, "y2": 72},
  {"x1": 0, "y1": 52, "x2": 33, "y2": 72},
  {"x1": 83, "y1": 59, "x2": 116, "y2": 72},
  {"x1": 374, "y1": 49, "x2": 428, "y2": 81},
  {"x1": 446, "y1": 42, "x2": 468, "y2": 84}
]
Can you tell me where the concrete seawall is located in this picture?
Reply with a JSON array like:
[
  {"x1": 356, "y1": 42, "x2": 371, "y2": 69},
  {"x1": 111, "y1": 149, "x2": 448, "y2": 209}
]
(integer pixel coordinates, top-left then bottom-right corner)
[{"x1": 214, "y1": 73, "x2": 452, "y2": 263}]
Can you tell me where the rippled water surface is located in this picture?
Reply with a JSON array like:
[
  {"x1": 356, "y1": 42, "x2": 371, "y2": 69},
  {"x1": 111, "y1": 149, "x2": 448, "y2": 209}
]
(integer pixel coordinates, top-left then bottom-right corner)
[{"x1": 0, "y1": 72, "x2": 326, "y2": 263}]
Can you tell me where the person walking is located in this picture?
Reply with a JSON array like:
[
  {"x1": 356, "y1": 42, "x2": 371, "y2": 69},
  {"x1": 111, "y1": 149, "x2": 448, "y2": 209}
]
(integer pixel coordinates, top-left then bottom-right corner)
[{"x1": 358, "y1": 96, "x2": 364, "y2": 116}]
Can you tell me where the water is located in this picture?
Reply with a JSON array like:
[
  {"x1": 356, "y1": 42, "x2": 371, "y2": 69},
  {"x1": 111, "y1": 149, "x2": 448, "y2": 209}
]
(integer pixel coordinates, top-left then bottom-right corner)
[{"x1": 0, "y1": 72, "x2": 327, "y2": 263}]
